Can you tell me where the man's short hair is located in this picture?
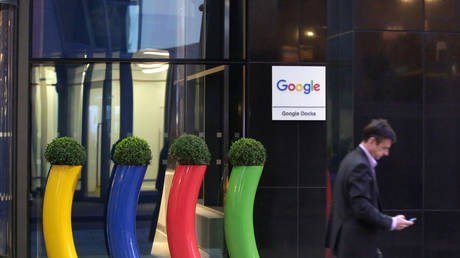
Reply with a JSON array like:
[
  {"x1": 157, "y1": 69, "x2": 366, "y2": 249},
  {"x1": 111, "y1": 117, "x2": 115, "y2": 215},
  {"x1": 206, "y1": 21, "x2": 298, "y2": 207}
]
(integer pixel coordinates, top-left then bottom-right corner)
[{"x1": 362, "y1": 119, "x2": 397, "y2": 144}]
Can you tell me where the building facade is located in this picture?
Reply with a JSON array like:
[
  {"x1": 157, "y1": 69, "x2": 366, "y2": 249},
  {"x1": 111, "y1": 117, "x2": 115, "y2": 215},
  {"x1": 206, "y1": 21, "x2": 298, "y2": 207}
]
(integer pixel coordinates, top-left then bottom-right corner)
[{"x1": 0, "y1": 0, "x2": 459, "y2": 257}]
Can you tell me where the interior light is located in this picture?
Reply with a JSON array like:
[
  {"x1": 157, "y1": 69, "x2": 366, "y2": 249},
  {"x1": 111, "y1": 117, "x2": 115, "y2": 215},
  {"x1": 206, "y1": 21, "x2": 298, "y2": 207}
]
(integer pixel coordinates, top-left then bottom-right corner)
[
  {"x1": 137, "y1": 63, "x2": 164, "y2": 69},
  {"x1": 142, "y1": 64, "x2": 169, "y2": 74},
  {"x1": 144, "y1": 51, "x2": 170, "y2": 57},
  {"x1": 305, "y1": 31, "x2": 315, "y2": 37}
]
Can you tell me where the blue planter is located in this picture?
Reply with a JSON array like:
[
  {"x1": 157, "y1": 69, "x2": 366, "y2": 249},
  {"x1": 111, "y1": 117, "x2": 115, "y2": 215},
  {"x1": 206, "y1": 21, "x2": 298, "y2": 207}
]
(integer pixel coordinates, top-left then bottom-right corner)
[{"x1": 106, "y1": 165, "x2": 147, "y2": 258}]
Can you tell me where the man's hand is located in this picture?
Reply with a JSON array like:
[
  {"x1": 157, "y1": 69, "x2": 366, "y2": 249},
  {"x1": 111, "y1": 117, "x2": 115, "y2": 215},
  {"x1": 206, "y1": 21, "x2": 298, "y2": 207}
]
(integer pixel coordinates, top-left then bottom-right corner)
[{"x1": 393, "y1": 215, "x2": 414, "y2": 230}]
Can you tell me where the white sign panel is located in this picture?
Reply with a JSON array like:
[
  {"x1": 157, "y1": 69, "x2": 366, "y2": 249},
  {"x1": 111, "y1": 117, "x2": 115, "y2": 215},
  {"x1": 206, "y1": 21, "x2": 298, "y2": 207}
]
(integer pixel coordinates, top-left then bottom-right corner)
[{"x1": 272, "y1": 66, "x2": 326, "y2": 120}]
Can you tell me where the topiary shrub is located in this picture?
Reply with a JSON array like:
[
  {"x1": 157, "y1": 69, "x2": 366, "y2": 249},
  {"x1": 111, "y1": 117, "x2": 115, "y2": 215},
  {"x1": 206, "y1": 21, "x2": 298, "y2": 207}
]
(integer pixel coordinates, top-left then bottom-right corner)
[
  {"x1": 110, "y1": 138, "x2": 124, "y2": 161},
  {"x1": 168, "y1": 134, "x2": 211, "y2": 165},
  {"x1": 228, "y1": 138, "x2": 266, "y2": 166},
  {"x1": 112, "y1": 136, "x2": 152, "y2": 166},
  {"x1": 44, "y1": 137, "x2": 87, "y2": 166}
]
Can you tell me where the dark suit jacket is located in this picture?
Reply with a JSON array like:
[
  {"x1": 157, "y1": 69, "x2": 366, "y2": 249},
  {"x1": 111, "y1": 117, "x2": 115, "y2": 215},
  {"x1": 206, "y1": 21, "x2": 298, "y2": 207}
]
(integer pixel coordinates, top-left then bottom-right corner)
[{"x1": 325, "y1": 147, "x2": 393, "y2": 258}]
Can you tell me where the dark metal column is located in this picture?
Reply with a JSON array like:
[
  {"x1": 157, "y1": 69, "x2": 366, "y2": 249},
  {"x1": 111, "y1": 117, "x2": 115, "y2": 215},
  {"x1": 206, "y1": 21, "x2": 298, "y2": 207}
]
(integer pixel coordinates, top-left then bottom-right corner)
[
  {"x1": 119, "y1": 63, "x2": 133, "y2": 138},
  {"x1": 80, "y1": 63, "x2": 94, "y2": 198},
  {"x1": 16, "y1": 0, "x2": 30, "y2": 257},
  {"x1": 100, "y1": 63, "x2": 112, "y2": 199}
]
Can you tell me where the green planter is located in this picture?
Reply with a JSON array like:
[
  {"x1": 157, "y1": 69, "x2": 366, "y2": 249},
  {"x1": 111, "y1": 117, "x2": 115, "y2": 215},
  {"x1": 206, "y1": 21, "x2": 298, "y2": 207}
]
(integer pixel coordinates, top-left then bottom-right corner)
[
  {"x1": 224, "y1": 166, "x2": 263, "y2": 258},
  {"x1": 224, "y1": 138, "x2": 266, "y2": 258}
]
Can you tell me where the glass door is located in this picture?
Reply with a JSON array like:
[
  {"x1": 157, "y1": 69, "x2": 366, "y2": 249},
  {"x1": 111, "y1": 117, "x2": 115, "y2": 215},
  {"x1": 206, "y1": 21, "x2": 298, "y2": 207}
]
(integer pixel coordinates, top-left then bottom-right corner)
[
  {"x1": 185, "y1": 64, "x2": 228, "y2": 207},
  {"x1": 81, "y1": 63, "x2": 119, "y2": 199},
  {"x1": 152, "y1": 64, "x2": 247, "y2": 257}
]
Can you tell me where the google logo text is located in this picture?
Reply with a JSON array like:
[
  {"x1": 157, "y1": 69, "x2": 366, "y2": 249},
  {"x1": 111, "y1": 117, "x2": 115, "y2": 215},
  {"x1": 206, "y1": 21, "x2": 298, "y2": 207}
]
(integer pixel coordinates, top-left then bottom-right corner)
[{"x1": 276, "y1": 79, "x2": 321, "y2": 94}]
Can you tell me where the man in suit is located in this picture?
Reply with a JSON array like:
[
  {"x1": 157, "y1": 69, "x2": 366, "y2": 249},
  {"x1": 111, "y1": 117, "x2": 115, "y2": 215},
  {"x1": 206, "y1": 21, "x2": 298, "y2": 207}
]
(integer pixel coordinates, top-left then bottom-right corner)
[{"x1": 325, "y1": 119, "x2": 414, "y2": 258}]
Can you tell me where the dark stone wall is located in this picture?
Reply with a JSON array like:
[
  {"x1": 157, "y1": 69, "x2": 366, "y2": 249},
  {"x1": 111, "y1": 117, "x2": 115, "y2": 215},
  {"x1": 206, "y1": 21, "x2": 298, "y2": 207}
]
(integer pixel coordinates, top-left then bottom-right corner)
[
  {"x1": 248, "y1": 0, "x2": 327, "y2": 257},
  {"x1": 328, "y1": 1, "x2": 460, "y2": 257}
]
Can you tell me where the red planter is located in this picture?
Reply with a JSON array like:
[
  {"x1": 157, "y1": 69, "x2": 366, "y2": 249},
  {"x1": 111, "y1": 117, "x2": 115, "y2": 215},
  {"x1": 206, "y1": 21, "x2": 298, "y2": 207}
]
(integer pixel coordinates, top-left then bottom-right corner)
[{"x1": 166, "y1": 165, "x2": 207, "y2": 258}]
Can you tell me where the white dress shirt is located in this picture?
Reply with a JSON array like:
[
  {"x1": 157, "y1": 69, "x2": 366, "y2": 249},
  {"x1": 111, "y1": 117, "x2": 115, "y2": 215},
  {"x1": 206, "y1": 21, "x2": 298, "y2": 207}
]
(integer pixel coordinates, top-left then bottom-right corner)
[{"x1": 359, "y1": 144, "x2": 397, "y2": 231}]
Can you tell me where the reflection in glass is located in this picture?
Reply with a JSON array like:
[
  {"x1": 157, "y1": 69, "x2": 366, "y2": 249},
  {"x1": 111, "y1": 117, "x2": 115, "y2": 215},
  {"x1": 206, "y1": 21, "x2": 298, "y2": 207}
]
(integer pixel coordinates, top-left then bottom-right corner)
[
  {"x1": 31, "y1": 65, "x2": 58, "y2": 191},
  {"x1": 30, "y1": 61, "x2": 238, "y2": 257},
  {"x1": 0, "y1": 4, "x2": 14, "y2": 256},
  {"x1": 32, "y1": 0, "x2": 225, "y2": 59},
  {"x1": 30, "y1": 62, "x2": 169, "y2": 256},
  {"x1": 151, "y1": 64, "x2": 230, "y2": 257},
  {"x1": 132, "y1": 62, "x2": 168, "y2": 191},
  {"x1": 84, "y1": 63, "x2": 111, "y2": 197}
]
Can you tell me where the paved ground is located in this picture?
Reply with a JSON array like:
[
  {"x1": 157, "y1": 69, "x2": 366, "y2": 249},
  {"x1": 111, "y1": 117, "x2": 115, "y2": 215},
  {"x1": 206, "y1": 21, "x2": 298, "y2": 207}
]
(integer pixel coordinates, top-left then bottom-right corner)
[{"x1": 30, "y1": 201, "x2": 158, "y2": 257}]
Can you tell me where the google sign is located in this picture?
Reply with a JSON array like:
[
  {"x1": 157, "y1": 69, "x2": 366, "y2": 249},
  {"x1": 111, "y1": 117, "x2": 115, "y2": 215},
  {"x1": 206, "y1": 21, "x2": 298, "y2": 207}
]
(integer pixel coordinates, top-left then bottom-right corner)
[
  {"x1": 272, "y1": 66, "x2": 326, "y2": 121},
  {"x1": 276, "y1": 80, "x2": 321, "y2": 94}
]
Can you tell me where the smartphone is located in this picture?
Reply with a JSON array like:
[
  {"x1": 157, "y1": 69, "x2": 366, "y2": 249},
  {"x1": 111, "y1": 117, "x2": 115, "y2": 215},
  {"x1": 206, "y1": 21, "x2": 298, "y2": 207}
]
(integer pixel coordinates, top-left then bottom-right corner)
[{"x1": 409, "y1": 217, "x2": 417, "y2": 222}]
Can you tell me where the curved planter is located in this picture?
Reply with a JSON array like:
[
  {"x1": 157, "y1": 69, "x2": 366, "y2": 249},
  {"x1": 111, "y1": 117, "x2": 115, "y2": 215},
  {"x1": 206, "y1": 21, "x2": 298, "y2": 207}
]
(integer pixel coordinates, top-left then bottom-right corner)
[
  {"x1": 224, "y1": 166, "x2": 263, "y2": 258},
  {"x1": 106, "y1": 165, "x2": 147, "y2": 258},
  {"x1": 43, "y1": 165, "x2": 82, "y2": 258},
  {"x1": 167, "y1": 165, "x2": 207, "y2": 258}
]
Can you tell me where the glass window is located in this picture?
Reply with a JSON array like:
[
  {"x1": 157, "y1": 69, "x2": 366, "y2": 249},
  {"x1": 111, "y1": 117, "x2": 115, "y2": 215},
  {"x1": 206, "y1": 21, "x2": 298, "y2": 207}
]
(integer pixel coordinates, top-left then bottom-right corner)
[
  {"x1": 31, "y1": 0, "x2": 243, "y2": 59},
  {"x1": 30, "y1": 61, "x2": 243, "y2": 257},
  {"x1": 131, "y1": 62, "x2": 168, "y2": 191},
  {"x1": 30, "y1": 62, "x2": 170, "y2": 256},
  {"x1": 152, "y1": 64, "x2": 241, "y2": 257},
  {"x1": 0, "y1": 4, "x2": 14, "y2": 256}
]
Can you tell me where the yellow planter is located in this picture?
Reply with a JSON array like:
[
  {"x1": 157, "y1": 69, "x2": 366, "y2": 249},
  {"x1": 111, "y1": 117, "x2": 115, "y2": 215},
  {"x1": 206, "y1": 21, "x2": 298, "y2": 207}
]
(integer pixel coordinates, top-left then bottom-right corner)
[{"x1": 43, "y1": 165, "x2": 82, "y2": 258}]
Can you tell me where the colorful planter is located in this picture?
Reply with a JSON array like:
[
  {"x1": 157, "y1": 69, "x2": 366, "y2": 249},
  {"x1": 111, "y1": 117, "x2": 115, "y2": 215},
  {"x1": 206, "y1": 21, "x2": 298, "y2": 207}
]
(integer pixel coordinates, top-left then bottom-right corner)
[
  {"x1": 106, "y1": 165, "x2": 147, "y2": 258},
  {"x1": 224, "y1": 166, "x2": 263, "y2": 258},
  {"x1": 167, "y1": 165, "x2": 207, "y2": 258},
  {"x1": 43, "y1": 165, "x2": 82, "y2": 258}
]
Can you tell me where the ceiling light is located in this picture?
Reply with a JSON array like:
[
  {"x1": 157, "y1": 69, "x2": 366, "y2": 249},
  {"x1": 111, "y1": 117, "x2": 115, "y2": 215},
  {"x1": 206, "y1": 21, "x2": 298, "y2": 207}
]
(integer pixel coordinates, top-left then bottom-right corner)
[
  {"x1": 144, "y1": 51, "x2": 170, "y2": 57},
  {"x1": 305, "y1": 31, "x2": 315, "y2": 37}
]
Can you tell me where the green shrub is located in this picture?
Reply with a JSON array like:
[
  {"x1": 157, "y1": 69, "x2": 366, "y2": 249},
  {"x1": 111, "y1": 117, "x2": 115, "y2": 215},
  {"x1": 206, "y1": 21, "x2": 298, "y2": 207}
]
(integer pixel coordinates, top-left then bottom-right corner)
[
  {"x1": 112, "y1": 136, "x2": 152, "y2": 166},
  {"x1": 110, "y1": 138, "x2": 124, "y2": 161},
  {"x1": 44, "y1": 137, "x2": 87, "y2": 166},
  {"x1": 168, "y1": 134, "x2": 211, "y2": 165},
  {"x1": 228, "y1": 138, "x2": 266, "y2": 166}
]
